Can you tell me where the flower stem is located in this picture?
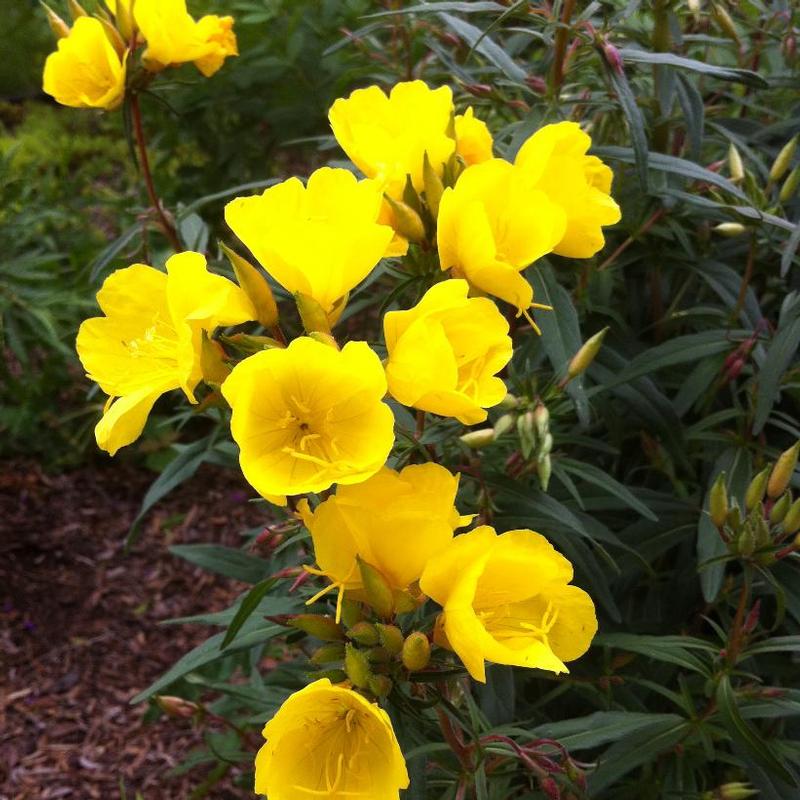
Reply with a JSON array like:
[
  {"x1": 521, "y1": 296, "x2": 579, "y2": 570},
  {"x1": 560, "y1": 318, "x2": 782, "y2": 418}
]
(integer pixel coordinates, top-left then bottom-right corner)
[{"x1": 130, "y1": 93, "x2": 182, "y2": 252}]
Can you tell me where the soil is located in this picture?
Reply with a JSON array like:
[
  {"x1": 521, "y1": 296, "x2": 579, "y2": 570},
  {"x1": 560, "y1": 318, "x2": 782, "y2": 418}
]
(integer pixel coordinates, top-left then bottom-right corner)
[{"x1": 0, "y1": 460, "x2": 268, "y2": 799}]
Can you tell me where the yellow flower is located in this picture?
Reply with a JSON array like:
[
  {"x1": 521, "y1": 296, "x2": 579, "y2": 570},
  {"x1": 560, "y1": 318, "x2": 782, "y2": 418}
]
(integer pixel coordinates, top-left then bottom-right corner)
[
  {"x1": 420, "y1": 526, "x2": 597, "y2": 683},
  {"x1": 255, "y1": 679, "x2": 409, "y2": 800},
  {"x1": 455, "y1": 106, "x2": 493, "y2": 166},
  {"x1": 329, "y1": 80, "x2": 455, "y2": 200},
  {"x1": 42, "y1": 17, "x2": 126, "y2": 110},
  {"x1": 384, "y1": 279, "x2": 512, "y2": 424},
  {"x1": 76, "y1": 252, "x2": 255, "y2": 456},
  {"x1": 221, "y1": 337, "x2": 394, "y2": 498},
  {"x1": 437, "y1": 158, "x2": 566, "y2": 315},
  {"x1": 299, "y1": 463, "x2": 471, "y2": 618},
  {"x1": 225, "y1": 168, "x2": 394, "y2": 317},
  {"x1": 133, "y1": 0, "x2": 237, "y2": 77},
  {"x1": 515, "y1": 121, "x2": 621, "y2": 258}
]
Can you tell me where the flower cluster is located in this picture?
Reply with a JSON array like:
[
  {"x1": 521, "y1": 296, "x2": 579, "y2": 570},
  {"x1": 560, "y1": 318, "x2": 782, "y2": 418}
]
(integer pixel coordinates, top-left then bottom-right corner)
[
  {"x1": 74, "y1": 78, "x2": 618, "y2": 797},
  {"x1": 42, "y1": 0, "x2": 237, "y2": 110}
]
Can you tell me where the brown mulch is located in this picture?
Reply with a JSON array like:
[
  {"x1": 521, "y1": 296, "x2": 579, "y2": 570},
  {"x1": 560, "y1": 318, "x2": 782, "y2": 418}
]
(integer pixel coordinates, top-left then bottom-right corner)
[{"x1": 0, "y1": 460, "x2": 269, "y2": 800}]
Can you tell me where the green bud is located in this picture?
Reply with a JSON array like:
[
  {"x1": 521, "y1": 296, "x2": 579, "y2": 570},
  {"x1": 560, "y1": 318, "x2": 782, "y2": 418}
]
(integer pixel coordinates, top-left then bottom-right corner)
[
  {"x1": 769, "y1": 135, "x2": 798, "y2": 183},
  {"x1": 67, "y1": 0, "x2": 88, "y2": 19},
  {"x1": 40, "y1": 3, "x2": 70, "y2": 39},
  {"x1": 368, "y1": 675, "x2": 393, "y2": 697},
  {"x1": 344, "y1": 644, "x2": 372, "y2": 689},
  {"x1": 728, "y1": 143, "x2": 745, "y2": 183},
  {"x1": 347, "y1": 621, "x2": 379, "y2": 646},
  {"x1": 745, "y1": 466, "x2": 770, "y2": 511},
  {"x1": 393, "y1": 590, "x2": 417, "y2": 614},
  {"x1": 780, "y1": 165, "x2": 800, "y2": 204},
  {"x1": 712, "y1": 782, "x2": 759, "y2": 800},
  {"x1": 220, "y1": 332, "x2": 281, "y2": 355},
  {"x1": 497, "y1": 393, "x2": 520, "y2": 410},
  {"x1": 340, "y1": 599, "x2": 363, "y2": 629},
  {"x1": 753, "y1": 513, "x2": 772, "y2": 549},
  {"x1": 295, "y1": 291, "x2": 331, "y2": 335},
  {"x1": 538, "y1": 432, "x2": 554, "y2": 458},
  {"x1": 199, "y1": 331, "x2": 230, "y2": 386},
  {"x1": 493, "y1": 413, "x2": 516, "y2": 439},
  {"x1": 423, "y1": 151, "x2": 444, "y2": 217},
  {"x1": 384, "y1": 194, "x2": 426, "y2": 243},
  {"x1": 401, "y1": 632, "x2": 431, "y2": 672},
  {"x1": 782, "y1": 497, "x2": 800, "y2": 535},
  {"x1": 290, "y1": 614, "x2": 345, "y2": 641},
  {"x1": 709, "y1": 472, "x2": 729, "y2": 528},
  {"x1": 358, "y1": 558, "x2": 394, "y2": 619},
  {"x1": 712, "y1": 2, "x2": 740, "y2": 44},
  {"x1": 767, "y1": 441, "x2": 799, "y2": 498},
  {"x1": 366, "y1": 646, "x2": 391, "y2": 663},
  {"x1": 566, "y1": 328, "x2": 608, "y2": 380},
  {"x1": 517, "y1": 411, "x2": 537, "y2": 459},
  {"x1": 770, "y1": 491, "x2": 792, "y2": 525},
  {"x1": 713, "y1": 222, "x2": 747, "y2": 237},
  {"x1": 737, "y1": 522, "x2": 755, "y2": 557},
  {"x1": 538, "y1": 453, "x2": 552, "y2": 492},
  {"x1": 726, "y1": 501, "x2": 742, "y2": 531},
  {"x1": 460, "y1": 428, "x2": 495, "y2": 450},
  {"x1": 97, "y1": 16, "x2": 126, "y2": 56},
  {"x1": 533, "y1": 403, "x2": 550, "y2": 439},
  {"x1": 376, "y1": 624, "x2": 404, "y2": 655},
  {"x1": 222, "y1": 243, "x2": 279, "y2": 329},
  {"x1": 310, "y1": 642, "x2": 345, "y2": 665}
]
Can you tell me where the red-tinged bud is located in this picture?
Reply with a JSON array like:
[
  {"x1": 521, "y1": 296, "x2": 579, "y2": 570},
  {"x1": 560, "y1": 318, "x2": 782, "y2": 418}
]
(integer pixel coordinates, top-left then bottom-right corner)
[
  {"x1": 742, "y1": 600, "x2": 760, "y2": 633},
  {"x1": 540, "y1": 776, "x2": 561, "y2": 800},
  {"x1": 439, "y1": 31, "x2": 461, "y2": 48},
  {"x1": 156, "y1": 695, "x2": 200, "y2": 719},
  {"x1": 464, "y1": 83, "x2": 493, "y2": 97},
  {"x1": 724, "y1": 356, "x2": 746, "y2": 381},
  {"x1": 760, "y1": 687, "x2": 785, "y2": 698},
  {"x1": 525, "y1": 75, "x2": 547, "y2": 94},
  {"x1": 600, "y1": 40, "x2": 624, "y2": 74}
]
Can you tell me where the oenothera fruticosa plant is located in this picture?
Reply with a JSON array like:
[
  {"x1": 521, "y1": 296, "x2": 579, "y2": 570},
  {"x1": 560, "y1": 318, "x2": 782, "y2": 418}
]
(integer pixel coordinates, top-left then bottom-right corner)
[{"x1": 72, "y1": 74, "x2": 619, "y2": 798}]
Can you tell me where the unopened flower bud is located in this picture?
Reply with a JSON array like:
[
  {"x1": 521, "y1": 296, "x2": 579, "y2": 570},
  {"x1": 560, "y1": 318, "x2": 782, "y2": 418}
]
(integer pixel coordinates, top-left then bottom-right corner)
[
  {"x1": 540, "y1": 776, "x2": 560, "y2": 800},
  {"x1": 222, "y1": 243, "x2": 278, "y2": 329},
  {"x1": 384, "y1": 194, "x2": 426, "y2": 243},
  {"x1": 41, "y1": 3, "x2": 70, "y2": 38},
  {"x1": 780, "y1": 165, "x2": 800, "y2": 204},
  {"x1": 67, "y1": 0, "x2": 88, "y2": 19},
  {"x1": 156, "y1": 695, "x2": 200, "y2": 719},
  {"x1": 728, "y1": 143, "x2": 745, "y2": 183},
  {"x1": 358, "y1": 558, "x2": 394, "y2": 619},
  {"x1": 290, "y1": 614, "x2": 345, "y2": 641},
  {"x1": 538, "y1": 453, "x2": 552, "y2": 492},
  {"x1": 460, "y1": 428, "x2": 495, "y2": 449},
  {"x1": 340, "y1": 599, "x2": 363, "y2": 628},
  {"x1": 726, "y1": 501, "x2": 742, "y2": 531},
  {"x1": 200, "y1": 331, "x2": 230, "y2": 385},
  {"x1": 310, "y1": 642, "x2": 345, "y2": 665},
  {"x1": 745, "y1": 466, "x2": 770, "y2": 510},
  {"x1": 97, "y1": 17, "x2": 126, "y2": 56},
  {"x1": 493, "y1": 413, "x2": 516, "y2": 439},
  {"x1": 295, "y1": 291, "x2": 331, "y2": 335},
  {"x1": 709, "y1": 472, "x2": 729, "y2": 528},
  {"x1": 737, "y1": 523, "x2": 755, "y2": 557},
  {"x1": 497, "y1": 392, "x2": 519, "y2": 410},
  {"x1": 567, "y1": 327, "x2": 608, "y2": 380},
  {"x1": 711, "y1": 2, "x2": 740, "y2": 44},
  {"x1": 423, "y1": 151, "x2": 445, "y2": 217},
  {"x1": 393, "y1": 590, "x2": 417, "y2": 614},
  {"x1": 518, "y1": 411, "x2": 537, "y2": 458},
  {"x1": 220, "y1": 332, "x2": 281, "y2": 354},
  {"x1": 401, "y1": 632, "x2": 431, "y2": 671},
  {"x1": 367, "y1": 646, "x2": 391, "y2": 663},
  {"x1": 769, "y1": 491, "x2": 792, "y2": 525},
  {"x1": 783, "y1": 498, "x2": 800, "y2": 535},
  {"x1": 767, "y1": 441, "x2": 799, "y2": 498},
  {"x1": 533, "y1": 403, "x2": 550, "y2": 438},
  {"x1": 344, "y1": 644, "x2": 372, "y2": 689},
  {"x1": 539, "y1": 432, "x2": 554, "y2": 458},
  {"x1": 713, "y1": 222, "x2": 746, "y2": 237},
  {"x1": 705, "y1": 782, "x2": 759, "y2": 800},
  {"x1": 376, "y1": 624, "x2": 404, "y2": 655},
  {"x1": 347, "y1": 621, "x2": 379, "y2": 646},
  {"x1": 769, "y1": 135, "x2": 798, "y2": 183},
  {"x1": 368, "y1": 674, "x2": 393, "y2": 697}
]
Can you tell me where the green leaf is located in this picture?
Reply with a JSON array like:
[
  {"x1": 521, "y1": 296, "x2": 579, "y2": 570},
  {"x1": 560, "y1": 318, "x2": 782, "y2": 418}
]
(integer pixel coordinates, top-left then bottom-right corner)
[
  {"x1": 594, "y1": 633, "x2": 713, "y2": 675},
  {"x1": 675, "y1": 73, "x2": 704, "y2": 160},
  {"x1": 741, "y1": 636, "x2": 800, "y2": 658},
  {"x1": 619, "y1": 48, "x2": 768, "y2": 87},
  {"x1": 86, "y1": 222, "x2": 142, "y2": 282},
  {"x1": 715, "y1": 675, "x2": 798, "y2": 786},
  {"x1": 781, "y1": 218, "x2": 800, "y2": 277},
  {"x1": 365, "y1": 1, "x2": 506, "y2": 16},
  {"x1": 169, "y1": 544, "x2": 270, "y2": 584},
  {"x1": 220, "y1": 578, "x2": 280, "y2": 649}
]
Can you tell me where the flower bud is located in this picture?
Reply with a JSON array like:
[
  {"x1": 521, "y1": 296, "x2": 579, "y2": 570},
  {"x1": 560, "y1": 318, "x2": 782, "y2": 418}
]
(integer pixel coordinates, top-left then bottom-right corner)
[
  {"x1": 704, "y1": 782, "x2": 759, "y2": 800},
  {"x1": 97, "y1": 17, "x2": 126, "y2": 56},
  {"x1": 726, "y1": 501, "x2": 742, "y2": 531},
  {"x1": 67, "y1": 0, "x2": 88, "y2": 19},
  {"x1": 517, "y1": 411, "x2": 537, "y2": 459},
  {"x1": 401, "y1": 632, "x2": 431, "y2": 672},
  {"x1": 368, "y1": 674, "x2": 393, "y2": 697},
  {"x1": 40, "y1": 3, "x2": 70, "y2": 39},
  {"x1": 111, "y1": 0, "x2": 135, "y2": 42},
  {"x1": 728, "y1": 143, "x2": 745, "y2": 183},
  {"x1": 358, "y1": 558, "x2": 394, "y2": 619},
  {"x1": 753, "y1": 513, "x2": 771, "y2": 549},
  {"x1": 713, "y1": 222, "x2": 746, "y2": 237},
  {"x1": 567, "y1": 327, "x2": 608, "y2": 380},
  {"x1": 745, "y1": 466, "x2": 770, "y2": 511},
  {"x1": 347, "y1": 621, "x2": 380, "y2": 646},
  {"x1": 220, "y1": 332, "x2": 282, "y2": 354},
  {"x1": 769, "y1": 135, "x2": 798, "y2": 183},
  {"x1": 737, "y1": 522, "x2": 755, "y2": 557},
  {"x1": 376, "y1": 624, "x2": 404, "y2": 655},
  {"x1": 539, "y1": 432, "x2": 554, "y2": 458},
  {"x1": 497, "y1": 393, "x2": 519, "y2": 410},
  {"x1": 780, "y1": 165, "x2": 800, "y2": 204},
  {"x1": 290, "y1": 614, "x2": 345, "y2": 641},
  {"x1": 767, "y1": 441, "x2": 799, "y2": 498},
  {"x1": 423, "y1": 151, "x2": 445, "y2": 217},
  {"x1": 538, "y1": 453, "x2": 552, "y2": 492},
  {"x1": 367, "y1": 646, "x2": 391, "y2": 663},
  {"x1": 344, "y1": 644, "x2": 371, "y2": 689},
  {"x1": 384, "y1": 194, "x2": 426, "y2": 243},
  {"x1": 310, "y1": 642, "x2": 345, "y2": 665},
  {"x1": 709, "y1": 472, "x2": 729, "y2": 528},
  {"x1": 156, "y1": 695, "x2": 200, "y2": 719},
  {"x1": 393, "y1": 589, "x2": 418, "y2": 614},
  {"x1": 200, "y1": 331, "x2": 230, "y2": 385},
  {"x1": 533, "y1": 403, "x2": 550, "y2": 439},
  {"x1": 711, "y1": 2, "x2": 740, "y2": 44},
  {"x1": 340, "y1": 599, "x2": 363, "y2": 628},
  {"x1": 307, "y1": 331, "x2": 340, "y2": 350},
  {"x1": 783, "y1": 497, "x2": 800, "y2": 535},
  {"x1": 460, "y1": 428, "x2": 495, "y2": 449},
  {"x1": 295, "y1": 292, "x2": 331, "y2": 335},
  {"x1": 222, "y1": 243, "x2": 279, "y2": 329},
  {"x1": 493, "y1": 413, "x2": 516, "y2": 439},
  {"x1": 770, "y1": 491, "x2": 792, "y2": 525}
]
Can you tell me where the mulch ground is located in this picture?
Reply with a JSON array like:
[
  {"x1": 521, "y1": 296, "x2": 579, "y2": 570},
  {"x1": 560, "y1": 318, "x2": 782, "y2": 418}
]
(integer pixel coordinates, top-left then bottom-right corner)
[{"x1": 0, "y1": 460, "x2": 269, "y2": 799}]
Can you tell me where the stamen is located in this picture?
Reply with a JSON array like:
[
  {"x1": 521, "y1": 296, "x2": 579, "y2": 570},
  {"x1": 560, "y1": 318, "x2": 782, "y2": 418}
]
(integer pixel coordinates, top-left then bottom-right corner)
[{"x1": 520, "y1": 307, "x2": 542, "y2": 336}]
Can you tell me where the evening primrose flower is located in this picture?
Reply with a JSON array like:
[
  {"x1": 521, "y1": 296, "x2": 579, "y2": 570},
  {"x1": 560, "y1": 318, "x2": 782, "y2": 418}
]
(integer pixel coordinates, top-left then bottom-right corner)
[
  {"x1": 225, "y1": 168, "x2": 394, "y2": 317},
  {"x1": 384, "y1": 279, "x2": 512, "y2": 424},
  {"x1": 329, "y1": 80, "x2": 455, "y2": 199},
  {"x1": 42, "y1": 16, "x2": 127, "y2": 110},
  {"x1": 455, "y1": 107, "x2": 494, "y2": 166},
  {"x1": 515, "y1": 121, "x2": 621, "y2": 258},
  {"x1": 420, "y1": 526, "x2": 597, "y2": 682},
  {"x1": 76, "y1": 252, "x2": 256, "y2": 456},
  {"x1": 133, "y1": 0, "x2": 237, "y2": 77},
  {"x1": 437, "y1": 159, "x2": 566, "y2": 316},
  {"x1": 254, "y1": 679, "x2": 409, "y2": 800},
  {"x1": 298, "y1": 463, "x2": 471, "y2": 619},
  {"x1": 221, "y1": 337, "x2": 394, "y2": 498}
]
